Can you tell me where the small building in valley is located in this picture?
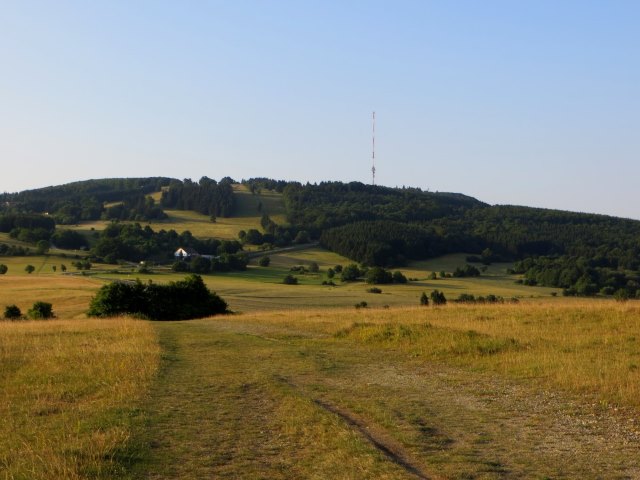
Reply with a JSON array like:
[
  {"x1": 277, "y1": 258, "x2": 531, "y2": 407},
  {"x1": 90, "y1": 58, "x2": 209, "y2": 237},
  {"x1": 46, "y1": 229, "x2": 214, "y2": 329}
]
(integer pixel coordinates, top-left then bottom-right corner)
[{"x1": 174, "y1": 247, "x2": 199, "y2": 260}]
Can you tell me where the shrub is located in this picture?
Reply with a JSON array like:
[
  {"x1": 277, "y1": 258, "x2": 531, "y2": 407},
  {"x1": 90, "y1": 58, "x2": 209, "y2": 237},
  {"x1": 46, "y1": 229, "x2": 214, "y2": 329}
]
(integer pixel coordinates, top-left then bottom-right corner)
[
  {"x1": 430, "y1": 290, "x2": 447, "y2": 306},
  {"x1": 365, "y1": 266, "x2": 392, "y2": 284},
  {"x1": 25, "y1": 265, "x2": 35, "y2": 274},
  {"x1": 420, "y1": 292, "x2": 429, "y2": 306},
  {"x1": 392, "y1": 271, "x2": 408, "y2": 284},
  {"x1": 282, "y1": 274, "x2": 299, "y2": 285},
  {"x1": 341, "y1": 264, "x2": 361, "y2": 282},
  {"x1": 172, "y1": 261, "x2": 190, "y2": 272},
  {"x1": 0, "y1": 264, "x2": 7, "y2": 274},
  {"x1": 87, "y1": 274, "x2": 228, "y2": 320},
  {"x1": 455, "y1": 293, "x2": 476, "y2": 303},
  {"x1": 28, "y1": 301, "x2": 54, "y2": 319},
  {"x1": 4, "y1": 304, "x2": 22, "y2": 320},
  {"x1": 259, "y1": 256, "x2": 271, "y2": 267},
  {"x1": 354, "y1": 301, "x2": 368, "y2": 309},
  {"x1": 367, "y1": 287, "x2": 382, "y2": 294},
  {"x1": 614, "y1": 289, "x2": 630, "y2": 302},
  {"x1": 308, "y1": 261, "x2": 319, "y2": 273},
  {"x1": 326, "y1": 268, "x2": 335, "y2": 279}
]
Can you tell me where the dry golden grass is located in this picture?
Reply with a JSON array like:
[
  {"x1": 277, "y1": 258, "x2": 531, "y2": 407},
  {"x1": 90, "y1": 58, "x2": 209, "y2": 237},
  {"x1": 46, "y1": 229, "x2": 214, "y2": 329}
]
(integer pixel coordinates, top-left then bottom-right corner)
[
  {"x1": 136, "y1": 303, "x2": 640, "y2": 478},
  {"x1": 224, "y1": 301, "x2": 640, "y2": 409},
  {"x1": 0, "y1": 275, "x2": 102, "y2": 318},
  {"x1": 0, "y1": 317, "x2": 160, "y2": 479}
]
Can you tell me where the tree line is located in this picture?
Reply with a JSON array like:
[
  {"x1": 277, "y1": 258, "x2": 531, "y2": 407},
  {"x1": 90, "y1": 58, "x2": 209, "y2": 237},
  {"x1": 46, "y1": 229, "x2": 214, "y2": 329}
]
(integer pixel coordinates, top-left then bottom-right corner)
[
  {"x1": 160, "y1": 176, "x2": 235, "y2": 217},
  {"x1": 0, "y1": 177, "x2": 172, "y2": 224}
]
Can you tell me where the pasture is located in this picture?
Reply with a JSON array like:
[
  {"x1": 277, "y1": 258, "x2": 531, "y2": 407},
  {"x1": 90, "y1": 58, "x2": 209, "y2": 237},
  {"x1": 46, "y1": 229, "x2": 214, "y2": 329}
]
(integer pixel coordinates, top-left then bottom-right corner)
[
  {"x1": 0, "y1": 317, "x2": 160, "y2": 480},
  {"x1": 1, "y1": 233, "x2": 638, "y2": 478}
]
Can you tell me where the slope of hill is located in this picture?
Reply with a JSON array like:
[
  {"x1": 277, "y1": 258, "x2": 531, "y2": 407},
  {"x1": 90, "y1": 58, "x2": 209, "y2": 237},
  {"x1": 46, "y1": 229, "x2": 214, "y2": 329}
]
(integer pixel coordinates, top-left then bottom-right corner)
[{"x1": 2, "y1": 176, "x2": 640, "y2": 297}]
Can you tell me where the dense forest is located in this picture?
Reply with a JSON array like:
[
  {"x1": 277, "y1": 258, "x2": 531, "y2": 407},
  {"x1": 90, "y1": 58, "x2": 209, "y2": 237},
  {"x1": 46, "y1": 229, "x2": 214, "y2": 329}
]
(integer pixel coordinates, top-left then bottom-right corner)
[{"x1": 282, "y1": 181, "x2": 484, "y2": 235}]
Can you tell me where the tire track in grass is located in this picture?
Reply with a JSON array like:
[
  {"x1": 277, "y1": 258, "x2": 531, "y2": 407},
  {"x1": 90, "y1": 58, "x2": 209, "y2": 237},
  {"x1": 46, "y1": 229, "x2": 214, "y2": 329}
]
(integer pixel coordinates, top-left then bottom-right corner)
[{"x1": 313, "y1": 399, "x2": 432, "y2": 480}]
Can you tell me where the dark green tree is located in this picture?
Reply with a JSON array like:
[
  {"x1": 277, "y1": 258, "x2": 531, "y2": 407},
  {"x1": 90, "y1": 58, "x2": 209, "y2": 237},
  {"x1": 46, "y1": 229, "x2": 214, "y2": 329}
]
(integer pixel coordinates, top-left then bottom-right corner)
[
  {"x1": 420, "y1": 292, "x2": 429, "y2": 306},
  {"x1": 430, "y1": 290, "x2": 447, "y2": 305},
  {"x1": 28, "y1": 301, "x2": 54, "y2": 319},
  {"x1": 365, "y1": 266, "x2": 393, "y2": 284},
  {"x1": 340, "y1": 264, "x2": 361, "y2": 282},
  {"x1": 392, "y1": 271, "x2": 408, "y2": 283},
  {"x1": 282, "y1": 274, "x2": 298, "y2": 285},
  {"x1": 25, "y1": 265, "x2": 35, "y2": 274},
  {"x1": 4, "y1": 304, "x2": 22, "y2": 319},
  {"x1": 259, "y1": 256, "x2": 271, "y2": 267},
  {"x1": 0, "y1": 264, "x2": 7, "y2": 274}
]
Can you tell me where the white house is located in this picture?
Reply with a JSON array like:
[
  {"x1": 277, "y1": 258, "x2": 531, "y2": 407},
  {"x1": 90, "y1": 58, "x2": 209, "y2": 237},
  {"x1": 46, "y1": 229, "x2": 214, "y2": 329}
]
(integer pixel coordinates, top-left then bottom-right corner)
[{"x1": 174, "y1": 247, "x2": 199, "y2": 260}]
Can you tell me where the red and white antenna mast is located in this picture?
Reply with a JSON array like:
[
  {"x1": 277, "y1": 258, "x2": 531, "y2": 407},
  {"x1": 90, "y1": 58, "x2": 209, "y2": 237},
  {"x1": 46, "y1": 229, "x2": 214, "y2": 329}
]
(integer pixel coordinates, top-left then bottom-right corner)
[{"x1": 371, "y1": 111, "x2": 376, "y2": 185}]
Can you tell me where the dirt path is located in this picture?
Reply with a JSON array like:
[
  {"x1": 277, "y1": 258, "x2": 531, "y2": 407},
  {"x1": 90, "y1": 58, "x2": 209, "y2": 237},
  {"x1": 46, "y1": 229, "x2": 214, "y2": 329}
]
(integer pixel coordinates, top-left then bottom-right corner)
[{"x1": 131, "y1": 319, "x2": 640, "y2": 479}]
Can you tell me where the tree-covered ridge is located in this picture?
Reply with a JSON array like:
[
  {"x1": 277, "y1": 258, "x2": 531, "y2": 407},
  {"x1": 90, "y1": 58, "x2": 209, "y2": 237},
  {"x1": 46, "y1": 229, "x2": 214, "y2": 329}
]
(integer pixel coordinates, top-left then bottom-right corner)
[
  {"x1": 0, "y1": 177, "x2": 173, "y2": 224},
  {"x1": 160, "y1": 177, "x2": 235, "y2": 217},
  {"x1": 320, "y1": 221, "x2": 454, "y2": 266},
  {"x1": 459, "y1": 205, "x2": 640, "y2": 261},
  {"x1": 282, "y1": 181, "x2": 485, "y2": 234}
]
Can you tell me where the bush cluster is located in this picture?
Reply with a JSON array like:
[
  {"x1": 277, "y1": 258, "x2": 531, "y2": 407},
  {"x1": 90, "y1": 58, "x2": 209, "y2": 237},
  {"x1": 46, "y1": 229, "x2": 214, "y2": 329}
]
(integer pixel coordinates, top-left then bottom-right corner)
[{"x1": 87, "y1": 274, "x2": 228, "y2": 320}]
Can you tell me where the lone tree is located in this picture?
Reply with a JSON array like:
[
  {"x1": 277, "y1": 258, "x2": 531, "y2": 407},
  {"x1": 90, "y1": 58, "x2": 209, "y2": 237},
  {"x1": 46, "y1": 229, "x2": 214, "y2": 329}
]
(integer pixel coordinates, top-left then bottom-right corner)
[
  {"x1": 28, "y1": 302, "x2": 54, "y2": 319},
  {"x1": 259, "y1": 256, "x2": 271, "y2": 267},
  {"x1": 0, "y1": 264, "x2": 7, "y2": 275},
  {"x1": 282, "y1": 274, "x2": 298, "y2": 285},
  {"x1": 25, "y1": 265, "x2": 35, "y2": 274},
  {"x1": 340, "y1": 264, "x2": 361, "y2": 282},
  {"x1": 420, "y1": 292, "x2": 429, "y2": 306},
  {"x1": 4, "y1": 305, "x2": 22, "y2": 320}
]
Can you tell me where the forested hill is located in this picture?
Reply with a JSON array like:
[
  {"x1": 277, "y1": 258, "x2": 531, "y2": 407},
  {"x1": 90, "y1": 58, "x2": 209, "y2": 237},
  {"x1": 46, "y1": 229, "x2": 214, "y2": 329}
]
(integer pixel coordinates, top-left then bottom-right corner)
[
  {"x1": 281, "y1": 181, "x2": 486, "y2": 234},
  {"x1": 3, "y1": 176, "x2": 640, "y2": 296},
  {"x1": 1, "y1": 178, "x2": 173, "y2": 224}
]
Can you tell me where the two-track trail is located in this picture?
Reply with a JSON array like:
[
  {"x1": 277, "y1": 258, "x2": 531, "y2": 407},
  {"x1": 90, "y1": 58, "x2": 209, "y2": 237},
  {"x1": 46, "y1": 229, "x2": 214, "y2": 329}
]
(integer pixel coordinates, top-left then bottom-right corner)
[{"x1": 130, "y1": 317, "x2": 640, "y2": 479}]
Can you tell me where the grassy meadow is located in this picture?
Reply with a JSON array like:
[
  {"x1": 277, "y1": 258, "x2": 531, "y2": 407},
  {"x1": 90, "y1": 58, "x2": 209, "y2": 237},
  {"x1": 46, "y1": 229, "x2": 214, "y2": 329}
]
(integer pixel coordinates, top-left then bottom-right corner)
[
  {"x1": 0, "y1": 317, "x2": 160, "y2": 480},
  {"x1": 131, "y1": 303, "x2": 640, "y2": 478}
]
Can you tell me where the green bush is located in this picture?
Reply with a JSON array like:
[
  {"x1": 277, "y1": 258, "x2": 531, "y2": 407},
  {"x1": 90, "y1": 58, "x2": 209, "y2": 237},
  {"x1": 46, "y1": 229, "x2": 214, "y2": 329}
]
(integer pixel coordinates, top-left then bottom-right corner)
[
  {"x1": 430, "y1": 290, "x2": 447, "y2": 306},
  {"x1": 282, "y1": 274, "x2": 299, "y2": 285},
  {"x1": 0, "y1": 264, "x2": 7, "y2": 275},
  {"x1": 259, "y1": 256, "x2": 271, "y2": 267},
  {"x1": 392, "y1": 271, "x2": 408, "y2": 284},
  {"x1": 367, "y1": 287, "x2": 382, "y2": 294},
  {"x1": 420, "y1": 292, "x2": 429, "y2": 306},
  {"x1": 4, "y1": 304, "x2": 22, "y2": 320},
  {"x1": 28, "y1": 302, "x2": 54, "y2": 319},
  {"x1": 87, "y1": 274, "x2": 228, "y2": 320}
]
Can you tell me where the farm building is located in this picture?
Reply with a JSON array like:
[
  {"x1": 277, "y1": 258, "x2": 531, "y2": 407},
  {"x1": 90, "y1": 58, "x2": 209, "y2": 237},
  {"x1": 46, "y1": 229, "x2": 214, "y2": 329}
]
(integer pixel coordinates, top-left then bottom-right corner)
[{"x1": 174, "y1": 247, "x2": 199, "y2": 259}]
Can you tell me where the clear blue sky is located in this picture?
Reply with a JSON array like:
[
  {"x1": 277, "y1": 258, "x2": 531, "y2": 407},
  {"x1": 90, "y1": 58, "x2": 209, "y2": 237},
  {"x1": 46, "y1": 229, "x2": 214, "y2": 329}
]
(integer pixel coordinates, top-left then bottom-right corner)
[{"x1": 2, "y1": 1, "x2": 639, "y2": 218}]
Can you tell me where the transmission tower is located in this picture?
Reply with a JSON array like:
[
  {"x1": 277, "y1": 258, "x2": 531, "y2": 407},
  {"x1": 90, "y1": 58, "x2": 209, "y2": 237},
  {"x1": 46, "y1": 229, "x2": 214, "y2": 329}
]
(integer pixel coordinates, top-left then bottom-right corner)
[{"x1": 371, "y1": 111, "x2": 376, "y2": 185}]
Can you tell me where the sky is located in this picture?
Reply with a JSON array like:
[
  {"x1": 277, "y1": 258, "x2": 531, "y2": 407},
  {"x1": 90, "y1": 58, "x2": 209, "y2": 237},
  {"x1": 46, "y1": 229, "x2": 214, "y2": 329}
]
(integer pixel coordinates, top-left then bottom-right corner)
[{"x1": 1, "y1": 1, "x2": 639, "y2": 218}]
